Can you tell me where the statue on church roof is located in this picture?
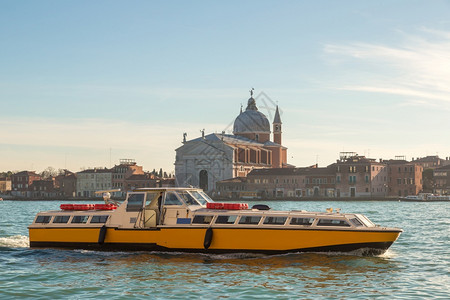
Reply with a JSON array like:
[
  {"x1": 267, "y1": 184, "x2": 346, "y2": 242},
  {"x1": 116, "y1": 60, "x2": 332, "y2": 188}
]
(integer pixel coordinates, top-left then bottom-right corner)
[{"x1": 246, "y1": 88, "x2": 257, "y2": 111}]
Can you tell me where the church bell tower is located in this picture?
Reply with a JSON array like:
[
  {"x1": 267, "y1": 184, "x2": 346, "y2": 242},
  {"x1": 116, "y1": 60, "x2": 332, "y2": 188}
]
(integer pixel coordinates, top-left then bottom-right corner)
[{"x1": 273, "y1": 105, "x2": 282, "y2": 145}]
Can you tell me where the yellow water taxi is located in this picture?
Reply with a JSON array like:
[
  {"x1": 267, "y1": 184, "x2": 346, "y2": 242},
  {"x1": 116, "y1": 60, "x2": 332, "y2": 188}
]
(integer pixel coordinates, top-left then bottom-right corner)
[{"x1": 29, "y1": 187, "x2": 402, "y2": 255}]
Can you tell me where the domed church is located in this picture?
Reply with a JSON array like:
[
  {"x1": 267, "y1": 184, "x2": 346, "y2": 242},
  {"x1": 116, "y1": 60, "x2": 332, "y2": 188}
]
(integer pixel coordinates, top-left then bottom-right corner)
[{"x1": 174, "y1": 91, "x2": 289, "y2": 192}]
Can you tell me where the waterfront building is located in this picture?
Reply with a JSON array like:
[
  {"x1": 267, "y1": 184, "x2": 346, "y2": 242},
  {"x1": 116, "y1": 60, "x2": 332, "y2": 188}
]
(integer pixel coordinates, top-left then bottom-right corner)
[
  {"x1": 0, "y1": 177, "x2": 11, "y2": 193},
  {"x1": 215, "y1": 177, "x2": 249, "y2": 199},
  {"x1": 55, "y1": 170, "x2": 77, "y2": 198},
  {"x1": 175, "y1": 91, "x2": 289, "y2": 192},
  {"x1": 76, "y1": 168, "x2": 112, "y2": 198},
  {"x1": 124, "y1": 173, "x2": 158, "y2": 190},
  {"x1": 11, "y1": 171, "x2": 41, "y2": 198},
  {"x1": 333, "y1": 153, "x2": 388, "y2": 198},
  {"x1": 246, "y1": 167, "x2": 307, "y2": 198},
  {"x1": 385, "y1": 158, "x2": 423, "y2": 197},
  {"x1": 412, "y1": 155, "x2": 450, "y2": 169},
  {"x1": 111, "y1": 159, "x2": 144, "y2": 197},
  {"x1": 433, "y1": 164, "x2": 450, "y2": 195},
  {"x1": 30, "y1": 179, "x2": 59, "y2": 199},
  {"x1": 217, "y1": 165, "x2": 337, "y2": 199},
  {"x1": 303, "y1": 166, "x2": 337, "y2": 198}
]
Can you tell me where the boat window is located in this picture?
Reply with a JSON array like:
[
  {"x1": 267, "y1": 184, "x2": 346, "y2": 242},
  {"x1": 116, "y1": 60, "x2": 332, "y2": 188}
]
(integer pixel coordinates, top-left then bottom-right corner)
[
  {"x1": 290, "y1": 218, "x2": 314, "y2": 226},
  {"x1": 317, "y1": 219, "x2": 350, "y2": 227},
  {"x1": 164, "y1": 192, "x2": 183, "y2": 205},
  {"x1": 192, "y1": 215, "x2": 213, "y2": 224},
  {"x1": 53, "y1": 215, "x2": 70, "y2": 223},
  {"x1": 215, "y1": 215, "x2": 238, "y2": 224},
  {"x1": 35, "y1": 215, "x2": 52, "y2": 224},
  {"x1": 350, "y1": 218, "x2": 364, "y2": 227},
  {"x1": 263, "y1": 216, "x2": 287, "y2": 225},
  {"x1": 238, "y1": 216, "x2": 262, "y2": 225},
  {"x1": 91, "y1": 215, "x2": 109, "y2": 223},
  {"x1": 145, "y1": 192, "x2": 160, "y2": 206},
  {"x1": 177, "y1": 192, "x2": 200, "y2": 206},
  {"x1": 127, "y1": 193, "x2": 145, "y2": 212},
  {"x1": 71, "y1": 215, "x2": 89, "y2": 224},
  {"x1": 189, "y1": 191, "x2": 208, "y2": 205},
  {"x1": 199, "y1": 191, "x2": 213, "y2": 203}
]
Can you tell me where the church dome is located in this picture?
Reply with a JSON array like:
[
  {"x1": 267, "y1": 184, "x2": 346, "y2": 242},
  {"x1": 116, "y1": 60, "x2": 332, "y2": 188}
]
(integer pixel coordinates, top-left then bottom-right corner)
[{"x1": 233, "y1": 97, "x2": 270, "y2": 134}]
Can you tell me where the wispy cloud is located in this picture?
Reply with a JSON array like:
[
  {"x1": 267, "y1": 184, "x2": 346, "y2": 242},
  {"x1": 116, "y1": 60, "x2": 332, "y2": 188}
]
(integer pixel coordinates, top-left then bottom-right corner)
[
  {"x1": 0, "y1": 117, "x2": 226, "y2": 149},
  {"x1": 324, "y1": 28, "x2": 450, "y2": 107},
  {"x1": 0, "y1": 117, "x2": 227, "y2": 172}
]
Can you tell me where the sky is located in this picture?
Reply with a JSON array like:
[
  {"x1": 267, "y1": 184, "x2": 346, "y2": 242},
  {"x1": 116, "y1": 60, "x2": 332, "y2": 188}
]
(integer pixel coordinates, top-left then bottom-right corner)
[{"x1": 1, "y1": 0, "x2": 450, "y2": 174}]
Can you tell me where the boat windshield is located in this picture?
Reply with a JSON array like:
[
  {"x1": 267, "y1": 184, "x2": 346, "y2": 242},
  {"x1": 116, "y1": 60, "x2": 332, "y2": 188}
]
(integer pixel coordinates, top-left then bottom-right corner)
[
  {"x1": 177, "y1": 191, "x2": 202, "y2": 206},
  {"x1": 355, "y1": 214, "x2": 375, "y2": 227},
  {"x1": 188, "y1": 190, "x2": 210, "y2": 205},
  {"x1": 198, "y1": 191, "x2": 213, "y2": 203}
]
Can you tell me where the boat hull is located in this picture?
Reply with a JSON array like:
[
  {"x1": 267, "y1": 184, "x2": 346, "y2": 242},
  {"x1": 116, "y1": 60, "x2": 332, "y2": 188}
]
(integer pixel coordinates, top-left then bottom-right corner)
[{"x1": 29, "y1": 227, "x2": 401, "y2": 255}]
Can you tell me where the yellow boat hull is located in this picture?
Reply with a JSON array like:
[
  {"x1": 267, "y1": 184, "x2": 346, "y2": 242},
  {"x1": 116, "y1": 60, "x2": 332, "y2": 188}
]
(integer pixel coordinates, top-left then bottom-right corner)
[{"x1": 29, "y1": 226, "x2": 401, "y2": 254}]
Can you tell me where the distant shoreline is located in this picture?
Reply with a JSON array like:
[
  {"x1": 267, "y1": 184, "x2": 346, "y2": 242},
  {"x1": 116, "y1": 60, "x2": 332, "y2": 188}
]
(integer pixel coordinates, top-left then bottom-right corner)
[{"x1": 2, "y1": 197, "x2": 402, "y2": 202}]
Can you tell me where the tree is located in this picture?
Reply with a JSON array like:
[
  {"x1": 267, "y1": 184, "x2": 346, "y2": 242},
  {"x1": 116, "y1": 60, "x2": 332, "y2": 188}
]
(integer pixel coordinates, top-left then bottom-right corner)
[{"x1": 40, "y1": 166, "x2": 58, "y2": 179}]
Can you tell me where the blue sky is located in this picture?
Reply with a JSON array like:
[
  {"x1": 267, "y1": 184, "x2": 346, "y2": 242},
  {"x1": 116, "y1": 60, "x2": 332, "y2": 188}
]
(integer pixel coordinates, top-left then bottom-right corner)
[{"x1": 1, "y1": 0, "x2": 450, "y2": 173}]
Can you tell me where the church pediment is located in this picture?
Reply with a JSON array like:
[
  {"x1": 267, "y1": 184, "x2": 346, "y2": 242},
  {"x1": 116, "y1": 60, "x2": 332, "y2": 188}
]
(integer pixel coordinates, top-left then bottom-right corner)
[{"x1": 177, "y1": 139, "x2": 233, "y2": 156}]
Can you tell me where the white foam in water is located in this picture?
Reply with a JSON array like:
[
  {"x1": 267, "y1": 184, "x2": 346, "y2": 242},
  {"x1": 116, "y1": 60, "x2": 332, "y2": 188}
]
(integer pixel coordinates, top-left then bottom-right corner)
[
  {"x1": 74, "y1": 249, "x2": 130, "y2": 256},
  {"x1": 0, "y1": 235, "x2": 30, "y2": 248}
]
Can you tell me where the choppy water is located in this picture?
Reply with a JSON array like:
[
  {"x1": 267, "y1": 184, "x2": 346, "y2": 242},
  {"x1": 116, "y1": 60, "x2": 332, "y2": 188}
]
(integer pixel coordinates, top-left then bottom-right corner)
[{"x1": 0, "y1": 200, "x2": 449, "y2": 299}]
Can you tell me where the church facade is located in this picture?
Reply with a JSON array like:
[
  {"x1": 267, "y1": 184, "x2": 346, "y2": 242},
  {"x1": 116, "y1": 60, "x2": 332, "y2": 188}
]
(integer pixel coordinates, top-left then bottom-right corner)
[{"x1": 174, "y1": 92, "x2": 289, "y2": 192}]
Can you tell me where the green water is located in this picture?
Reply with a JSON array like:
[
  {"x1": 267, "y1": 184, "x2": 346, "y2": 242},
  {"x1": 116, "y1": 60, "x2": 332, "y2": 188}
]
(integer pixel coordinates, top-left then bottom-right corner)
[{"x1": 1, "y1": 200, "x2": 449, "y2": 299}]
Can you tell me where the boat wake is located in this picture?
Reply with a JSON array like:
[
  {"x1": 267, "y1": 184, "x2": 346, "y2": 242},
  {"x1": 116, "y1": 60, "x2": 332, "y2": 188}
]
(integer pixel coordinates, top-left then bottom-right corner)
[
  {"x1": 295, "y1": 248, "x2": 386, "y2": 258},
  {"x1": 0, "y1": 235, "x2": 30, "y2": 248}
]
